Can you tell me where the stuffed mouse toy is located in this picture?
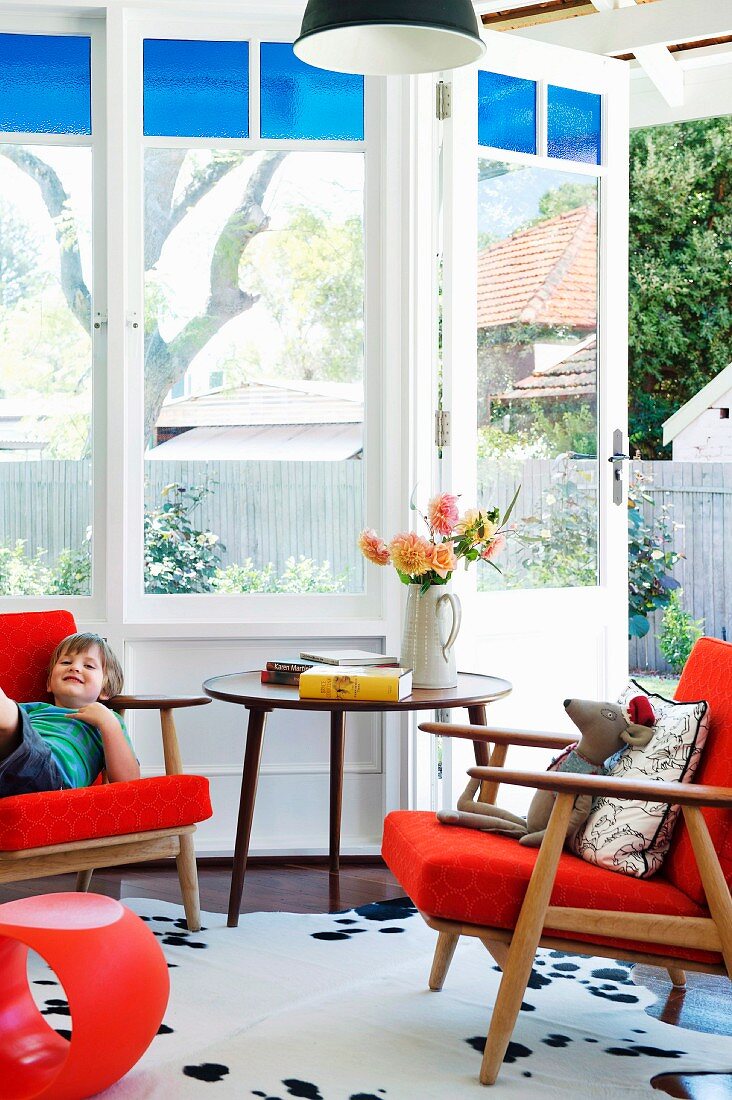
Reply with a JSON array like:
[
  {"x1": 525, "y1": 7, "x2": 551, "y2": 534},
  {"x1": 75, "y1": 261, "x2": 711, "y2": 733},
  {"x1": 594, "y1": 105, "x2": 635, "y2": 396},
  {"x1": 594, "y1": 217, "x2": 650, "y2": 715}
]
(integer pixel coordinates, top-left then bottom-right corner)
[{"x1": 437, "y1": 695, "x2": 656, "y2": 848}]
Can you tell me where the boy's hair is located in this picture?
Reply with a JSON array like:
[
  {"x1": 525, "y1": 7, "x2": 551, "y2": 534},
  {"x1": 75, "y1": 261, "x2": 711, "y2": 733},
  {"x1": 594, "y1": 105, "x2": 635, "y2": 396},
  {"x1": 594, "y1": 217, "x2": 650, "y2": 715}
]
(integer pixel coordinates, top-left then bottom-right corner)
[{"x1": 48, "y1": 633, "x2": 124, "y2": 699}]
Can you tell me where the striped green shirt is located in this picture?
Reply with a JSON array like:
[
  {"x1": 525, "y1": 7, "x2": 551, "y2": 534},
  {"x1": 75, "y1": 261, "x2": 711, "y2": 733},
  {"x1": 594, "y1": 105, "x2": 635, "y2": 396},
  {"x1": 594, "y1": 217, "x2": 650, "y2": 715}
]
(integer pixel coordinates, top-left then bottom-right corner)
[{"x1": 20, "y1": 703, "x2": 134, "y2": 789}]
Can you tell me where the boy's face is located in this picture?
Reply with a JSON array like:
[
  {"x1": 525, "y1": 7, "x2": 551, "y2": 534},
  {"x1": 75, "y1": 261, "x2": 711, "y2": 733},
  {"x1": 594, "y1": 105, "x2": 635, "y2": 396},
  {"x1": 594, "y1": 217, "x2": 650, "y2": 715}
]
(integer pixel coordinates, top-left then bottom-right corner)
[{"x1": 48, "y1": 644, "x2": 107, "y2": 709}]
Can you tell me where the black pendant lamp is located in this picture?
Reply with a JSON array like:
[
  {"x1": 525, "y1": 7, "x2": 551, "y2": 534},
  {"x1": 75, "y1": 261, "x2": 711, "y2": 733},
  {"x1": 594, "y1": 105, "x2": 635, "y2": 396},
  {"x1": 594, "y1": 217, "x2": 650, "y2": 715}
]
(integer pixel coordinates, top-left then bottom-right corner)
[{"x1": 294, "y1": 0, "x2": 486, "y2": 76}]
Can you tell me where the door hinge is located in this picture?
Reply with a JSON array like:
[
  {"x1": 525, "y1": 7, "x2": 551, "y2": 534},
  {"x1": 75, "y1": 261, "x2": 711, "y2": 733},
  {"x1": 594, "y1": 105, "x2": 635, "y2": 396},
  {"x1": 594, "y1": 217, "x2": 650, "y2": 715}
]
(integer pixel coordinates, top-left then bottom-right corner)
[
  {"x1": 436, "y1": 80, "x2": 452, "y2": 121},
  {"x1": 435, "y1": 409, "x2": 451, "y2": 449}
]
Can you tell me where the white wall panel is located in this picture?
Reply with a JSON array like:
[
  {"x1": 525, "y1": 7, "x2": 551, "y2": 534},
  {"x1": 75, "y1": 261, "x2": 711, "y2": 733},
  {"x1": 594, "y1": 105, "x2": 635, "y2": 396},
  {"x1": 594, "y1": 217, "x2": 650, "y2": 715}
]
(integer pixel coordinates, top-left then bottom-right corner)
[{"x1": 125, "y1": 638, "x2": 386, "y2": 854}]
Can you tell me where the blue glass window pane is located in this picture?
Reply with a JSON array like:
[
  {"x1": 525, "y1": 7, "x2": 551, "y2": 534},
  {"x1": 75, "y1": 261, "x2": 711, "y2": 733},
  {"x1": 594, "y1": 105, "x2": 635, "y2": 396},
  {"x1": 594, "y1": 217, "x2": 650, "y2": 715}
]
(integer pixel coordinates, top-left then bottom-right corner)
[
  {"x1": 548, "y1": 85, "x2": 601, "y2": 165},
  {"x1": 478, "y1": 70, "x2": 536, "y2": 154},
  {"x1": 0, "y1": 34, "x2": 90, "y2": 135},
  {"x1": 260, "y1": 43, "x2": 363, "y2": 141},
  {"x1": 144, "y1": 40, "x2": 249, "y2": 138}
]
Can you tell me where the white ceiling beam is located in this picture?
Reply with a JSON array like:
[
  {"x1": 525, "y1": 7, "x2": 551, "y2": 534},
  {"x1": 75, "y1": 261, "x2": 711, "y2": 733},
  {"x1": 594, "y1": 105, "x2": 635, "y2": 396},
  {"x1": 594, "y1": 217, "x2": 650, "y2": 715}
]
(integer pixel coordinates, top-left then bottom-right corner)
[
  {"x1": 587, "y1": 0, "x2": 684, "y2": 107},
  {"x1": 513, "y1": 0, "x2": 732, "y2": 55},
  {"x1": 632, "y1": 44, "x2": 684, "y2": 105}
]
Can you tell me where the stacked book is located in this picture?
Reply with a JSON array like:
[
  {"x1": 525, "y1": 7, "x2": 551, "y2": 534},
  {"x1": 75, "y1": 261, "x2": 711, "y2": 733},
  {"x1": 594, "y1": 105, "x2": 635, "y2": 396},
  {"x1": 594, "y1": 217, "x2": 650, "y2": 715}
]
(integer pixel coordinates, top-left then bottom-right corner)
[{"x1": 260, "y1": 650, "x2": 413, "y2": 701}]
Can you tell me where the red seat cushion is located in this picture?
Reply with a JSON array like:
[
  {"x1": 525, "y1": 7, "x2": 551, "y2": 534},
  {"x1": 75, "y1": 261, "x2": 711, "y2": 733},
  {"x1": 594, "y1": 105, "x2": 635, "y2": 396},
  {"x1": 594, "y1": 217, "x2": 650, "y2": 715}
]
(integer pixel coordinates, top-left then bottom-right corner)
[
  {"x1": 0, "y1": 776, "x2": 212, "y2": 851},
  {"x1": 382, "y1": 811, "x2": 719, "y2": 965},
  {"x1": 666, "y1": 636, "x2": 732, "y2": 904},
  {"x1": 0, "y1": 610, "x2": 77, "y2": 703}
]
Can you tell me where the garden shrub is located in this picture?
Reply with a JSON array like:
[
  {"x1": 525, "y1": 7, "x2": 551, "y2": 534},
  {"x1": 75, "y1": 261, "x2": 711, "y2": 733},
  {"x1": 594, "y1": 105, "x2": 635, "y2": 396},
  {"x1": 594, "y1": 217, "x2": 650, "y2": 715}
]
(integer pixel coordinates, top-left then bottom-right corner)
[
  {"x1": 658, "y1": 589, "x2": 704, "y2": 673},
  {"x1": 144, "y1": 483, "x2": 223, "y2": 594}
]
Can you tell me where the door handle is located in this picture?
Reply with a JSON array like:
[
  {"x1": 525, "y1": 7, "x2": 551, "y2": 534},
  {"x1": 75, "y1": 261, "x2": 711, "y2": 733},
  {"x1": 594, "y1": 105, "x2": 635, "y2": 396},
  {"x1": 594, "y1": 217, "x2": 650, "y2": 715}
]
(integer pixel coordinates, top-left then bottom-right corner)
[{"x1": 608, "y1": 430, "x2": 628, "y2": 505}]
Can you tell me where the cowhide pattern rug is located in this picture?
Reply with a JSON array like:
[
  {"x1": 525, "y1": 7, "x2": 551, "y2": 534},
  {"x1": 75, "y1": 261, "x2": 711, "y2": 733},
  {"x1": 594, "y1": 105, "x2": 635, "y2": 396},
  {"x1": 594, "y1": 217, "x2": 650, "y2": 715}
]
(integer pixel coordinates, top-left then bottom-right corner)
[{"x1": 28, "y1": 897, "x2": 729, "y2": 1098}]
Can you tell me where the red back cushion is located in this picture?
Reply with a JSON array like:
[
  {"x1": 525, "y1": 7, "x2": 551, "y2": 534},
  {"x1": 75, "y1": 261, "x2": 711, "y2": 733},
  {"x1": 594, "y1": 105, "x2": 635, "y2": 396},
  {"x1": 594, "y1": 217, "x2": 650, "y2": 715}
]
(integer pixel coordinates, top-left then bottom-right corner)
[
  {"x1": 666, "y1": 636, "x2": 732, "y2": 903},
  {"x1": 0, "y1": 611, "x2": 77, "y2": 703}
]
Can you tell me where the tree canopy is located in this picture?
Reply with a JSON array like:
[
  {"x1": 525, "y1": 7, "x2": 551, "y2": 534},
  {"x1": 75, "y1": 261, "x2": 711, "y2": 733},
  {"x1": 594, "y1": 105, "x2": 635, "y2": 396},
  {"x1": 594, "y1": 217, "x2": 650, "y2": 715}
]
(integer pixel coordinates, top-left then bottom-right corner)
[{"x1": 629, "y1": 117, "x2": 732, "y2": 456}]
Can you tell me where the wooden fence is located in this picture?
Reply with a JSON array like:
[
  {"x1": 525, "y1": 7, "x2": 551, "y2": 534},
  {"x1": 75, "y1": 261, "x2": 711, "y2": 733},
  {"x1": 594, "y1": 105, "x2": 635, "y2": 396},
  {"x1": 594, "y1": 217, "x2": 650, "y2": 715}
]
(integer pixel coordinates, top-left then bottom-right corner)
[
  {"x1": 0, "y1": 457, "x2": 727, "y2": 672},
  {"x1": 628, "y1": 461, "x2": 732, "y2": 673}
]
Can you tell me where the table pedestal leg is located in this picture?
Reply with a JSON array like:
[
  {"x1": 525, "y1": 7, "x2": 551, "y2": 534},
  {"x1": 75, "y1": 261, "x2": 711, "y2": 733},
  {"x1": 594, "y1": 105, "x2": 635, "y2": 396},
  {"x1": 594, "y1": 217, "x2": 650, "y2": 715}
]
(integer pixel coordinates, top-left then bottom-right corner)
[
  {"x1": 468, "y1": 703, "x2": 506, "y2": 806},
  {"x1": 329, "y1": 710, "x2": 346, "y2": 874},
  {"x1": 228, "y1": 707, "x2": 268, "y2": 927}
]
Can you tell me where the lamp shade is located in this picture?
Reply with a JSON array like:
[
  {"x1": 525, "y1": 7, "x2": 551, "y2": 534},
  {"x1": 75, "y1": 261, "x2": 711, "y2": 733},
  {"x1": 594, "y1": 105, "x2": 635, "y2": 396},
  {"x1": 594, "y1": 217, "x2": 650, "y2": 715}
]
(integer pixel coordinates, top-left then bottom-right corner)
[{"x1": 294, "y1": 0, "x2": 486, "y2": 76}]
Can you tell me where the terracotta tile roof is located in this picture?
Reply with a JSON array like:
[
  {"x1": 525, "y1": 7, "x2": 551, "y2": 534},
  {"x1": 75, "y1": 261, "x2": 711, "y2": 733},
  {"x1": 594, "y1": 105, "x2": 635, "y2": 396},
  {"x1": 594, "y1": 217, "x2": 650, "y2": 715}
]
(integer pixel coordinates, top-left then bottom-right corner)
[
  {"x1": 477, "y1": 204, "x2": 597, "y2": 331},
  {"x1": 496, "y1": 336, "x2": 597, "y2": 401}
]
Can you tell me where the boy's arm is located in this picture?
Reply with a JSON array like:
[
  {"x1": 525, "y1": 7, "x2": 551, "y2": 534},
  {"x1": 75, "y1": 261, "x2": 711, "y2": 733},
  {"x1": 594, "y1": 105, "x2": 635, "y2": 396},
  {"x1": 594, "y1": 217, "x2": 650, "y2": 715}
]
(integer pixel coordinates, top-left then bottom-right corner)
[{"x1": 73, "y1": 702, "x2": 141, "y2": 783}]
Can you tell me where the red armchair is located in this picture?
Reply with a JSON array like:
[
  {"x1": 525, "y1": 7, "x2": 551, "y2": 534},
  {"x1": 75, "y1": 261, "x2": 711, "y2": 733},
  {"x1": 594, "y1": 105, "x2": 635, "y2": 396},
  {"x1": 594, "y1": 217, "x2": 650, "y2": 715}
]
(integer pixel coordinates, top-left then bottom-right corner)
[
  {"x1": 382, "y1": 637, "x2": 732, "y2": 1085},
  {"x1": 0, "y1": 611, "x2": 212, "y2": 930}
]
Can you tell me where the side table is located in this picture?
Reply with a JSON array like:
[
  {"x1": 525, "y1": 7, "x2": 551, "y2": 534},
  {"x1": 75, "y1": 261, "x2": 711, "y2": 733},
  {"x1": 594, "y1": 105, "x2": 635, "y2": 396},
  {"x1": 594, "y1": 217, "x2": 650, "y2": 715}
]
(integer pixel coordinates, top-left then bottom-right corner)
[{"x1": 203, "y1": 670, "x2": 512, "y2": 926}]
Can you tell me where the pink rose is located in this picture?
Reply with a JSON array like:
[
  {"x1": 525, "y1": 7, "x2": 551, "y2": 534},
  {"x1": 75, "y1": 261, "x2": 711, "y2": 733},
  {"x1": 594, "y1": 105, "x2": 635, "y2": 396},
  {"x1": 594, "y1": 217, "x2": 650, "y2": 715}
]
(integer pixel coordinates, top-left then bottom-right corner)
[
  {"x1": 428, "y1": 493, "x2": 460, "y2": 537},
  {"x1": 480, "y1": 534, "x2": 506, "y2": 561},
  {"x1": 389, "y1": 532, "x2": 433, "y2": 577},
  {"x1": 428, "y1": 541, "x2": 457, "y2": 579},
  {"x1": 358, "y1": 528, "x2": 390, "y2": 566}
]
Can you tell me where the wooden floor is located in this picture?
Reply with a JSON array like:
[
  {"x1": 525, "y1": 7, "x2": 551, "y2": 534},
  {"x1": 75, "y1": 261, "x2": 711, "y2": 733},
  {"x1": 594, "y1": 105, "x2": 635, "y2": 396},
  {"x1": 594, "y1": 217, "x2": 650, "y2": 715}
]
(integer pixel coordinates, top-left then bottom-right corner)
[{"x1": 2, "y1": 859, "x2": 730, "y2": 1099}]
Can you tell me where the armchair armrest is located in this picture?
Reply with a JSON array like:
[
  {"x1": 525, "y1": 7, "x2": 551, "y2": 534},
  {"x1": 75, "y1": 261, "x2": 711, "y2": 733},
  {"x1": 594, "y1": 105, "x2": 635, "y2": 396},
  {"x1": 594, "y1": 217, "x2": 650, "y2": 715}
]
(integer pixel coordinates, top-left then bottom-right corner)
[
  {"x1": 107, "y1": 695, "x2": 211, "y2": 710},
  {"x1": 420, "y1": 722, "x2": 574, "y2": 750},
  {"x1": 467, "y1": 766, "x2": 732, "y2": 808}
]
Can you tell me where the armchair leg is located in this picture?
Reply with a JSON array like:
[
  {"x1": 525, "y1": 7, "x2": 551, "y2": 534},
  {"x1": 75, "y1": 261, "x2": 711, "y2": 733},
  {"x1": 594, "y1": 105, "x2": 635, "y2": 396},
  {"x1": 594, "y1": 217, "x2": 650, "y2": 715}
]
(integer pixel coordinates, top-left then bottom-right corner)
[
  {"x1": 429, "y1": 931, "x2": 460, "y2": 991},
  {"x1": 481, "y1": 938, "x2": 510, "y2": 970},
  {"x1": 667, "y1": 967, "x2": 686, "y2": 987},
  {"x1": 176, "y1": 833, "x2": 202, "y2": 932},
  {"x1": 76, "y1": 869, "x2": 94, "y2": 892},
  {"x1": 480, "y1": 794, "x2": 574, "y2": 1086}
]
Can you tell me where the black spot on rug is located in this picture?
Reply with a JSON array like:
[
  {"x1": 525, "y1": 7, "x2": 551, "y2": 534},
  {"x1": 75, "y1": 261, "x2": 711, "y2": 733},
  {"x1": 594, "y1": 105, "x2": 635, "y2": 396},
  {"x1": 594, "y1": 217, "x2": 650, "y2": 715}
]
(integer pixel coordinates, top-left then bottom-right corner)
[{"x1": 184, "y1": 1063, "x2": 230, "y2": 1082}]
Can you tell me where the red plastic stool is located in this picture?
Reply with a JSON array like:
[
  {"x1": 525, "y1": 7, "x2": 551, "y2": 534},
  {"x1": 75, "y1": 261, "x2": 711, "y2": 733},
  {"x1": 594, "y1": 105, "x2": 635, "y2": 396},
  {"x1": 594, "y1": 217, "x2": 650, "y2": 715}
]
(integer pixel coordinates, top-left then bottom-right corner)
[{"x1": 0, "y1": 893, "x2": 169, "y2": 1099}]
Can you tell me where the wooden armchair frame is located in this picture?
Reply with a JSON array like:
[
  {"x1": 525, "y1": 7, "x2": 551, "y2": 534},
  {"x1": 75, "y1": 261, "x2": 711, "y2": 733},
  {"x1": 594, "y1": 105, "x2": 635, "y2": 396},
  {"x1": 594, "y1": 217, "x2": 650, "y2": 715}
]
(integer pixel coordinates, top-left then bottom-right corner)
[
  {"x1": 417, "y1": 721, "x2": 732, "y2": 1086},
  {"x1": 0, "y1": 694, "x2": 211, "y2": 931}
]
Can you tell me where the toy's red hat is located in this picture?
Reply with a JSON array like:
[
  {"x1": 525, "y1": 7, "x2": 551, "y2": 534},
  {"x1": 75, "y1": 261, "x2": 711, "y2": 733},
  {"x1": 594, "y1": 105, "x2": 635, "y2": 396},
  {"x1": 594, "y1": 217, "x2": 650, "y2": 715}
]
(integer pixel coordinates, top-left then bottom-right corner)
[{"x1": 625, "y1": 695, "x2": 655, "y2": 728}]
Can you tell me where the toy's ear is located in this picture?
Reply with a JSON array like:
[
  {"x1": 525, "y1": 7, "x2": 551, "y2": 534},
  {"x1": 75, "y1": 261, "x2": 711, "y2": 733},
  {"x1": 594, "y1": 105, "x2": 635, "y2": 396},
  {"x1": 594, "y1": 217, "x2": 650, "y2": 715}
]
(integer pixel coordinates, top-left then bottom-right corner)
[{"x1": 620, "y1": 695, "x2": 655, "y2": 746}]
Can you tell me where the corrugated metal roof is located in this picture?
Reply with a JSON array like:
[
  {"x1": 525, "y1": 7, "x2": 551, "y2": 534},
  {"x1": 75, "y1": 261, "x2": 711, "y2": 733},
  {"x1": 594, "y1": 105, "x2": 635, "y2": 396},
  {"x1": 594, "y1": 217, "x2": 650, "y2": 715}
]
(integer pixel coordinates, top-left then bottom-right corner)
[
  {"x1": 157, "y1": 380, "x2": 363, "y2": 429},
  {"x1": 146, "y1": 423, "x2": 363, "y2": 461}
]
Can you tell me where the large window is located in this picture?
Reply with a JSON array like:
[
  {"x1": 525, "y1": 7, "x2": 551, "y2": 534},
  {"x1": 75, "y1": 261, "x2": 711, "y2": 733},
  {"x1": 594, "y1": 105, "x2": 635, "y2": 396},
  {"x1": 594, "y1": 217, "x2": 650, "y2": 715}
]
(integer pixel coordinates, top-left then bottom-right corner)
[
  {"x1": 0, "y1": 34, "x2": 94, "y2": 597},
  {"x1": 142, "y1": 40, "x2": 366, "y2": 596}
]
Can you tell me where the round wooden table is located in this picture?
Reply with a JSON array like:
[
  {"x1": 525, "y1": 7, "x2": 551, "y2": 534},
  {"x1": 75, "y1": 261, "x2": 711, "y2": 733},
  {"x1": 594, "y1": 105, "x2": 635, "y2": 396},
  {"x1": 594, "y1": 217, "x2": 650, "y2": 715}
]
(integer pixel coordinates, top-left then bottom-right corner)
[{"x1": 203, "y1": 670, "x2": 512, "y2": 926}]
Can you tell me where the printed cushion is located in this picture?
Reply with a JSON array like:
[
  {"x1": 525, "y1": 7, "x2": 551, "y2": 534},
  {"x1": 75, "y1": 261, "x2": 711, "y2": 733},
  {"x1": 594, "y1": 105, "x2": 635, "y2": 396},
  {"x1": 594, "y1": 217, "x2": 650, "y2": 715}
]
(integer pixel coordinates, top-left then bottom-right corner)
[
  {"x1": 0, "y1": 775, "x2": 212, "y2": 851},
  {"x1": 572, "y1": 681, "x2": 709, "y2": 878}
]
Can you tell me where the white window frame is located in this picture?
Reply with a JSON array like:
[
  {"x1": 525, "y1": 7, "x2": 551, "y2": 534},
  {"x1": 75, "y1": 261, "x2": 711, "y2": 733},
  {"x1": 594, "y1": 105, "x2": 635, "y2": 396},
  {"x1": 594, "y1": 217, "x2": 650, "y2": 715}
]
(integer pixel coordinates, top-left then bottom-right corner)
[
  {"x1": 0, "y1": 10, "x2": 107, "y2": 620},
  {"x1": 116, "y1": 10, "x2": 396, "y2": 627}
]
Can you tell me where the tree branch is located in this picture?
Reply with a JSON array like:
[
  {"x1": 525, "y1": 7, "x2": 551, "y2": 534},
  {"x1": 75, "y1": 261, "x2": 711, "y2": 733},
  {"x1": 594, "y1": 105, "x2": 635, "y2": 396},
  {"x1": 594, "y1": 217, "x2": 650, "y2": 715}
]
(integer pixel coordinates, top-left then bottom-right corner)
[
  {"x1": 0, "y1": 146, "x2": 91, "y2": 334},
  {"x1": 144, "y1": 150, "x2": 245, "y2": 269},
  {"x1": 143, "y1": 151, "x2": 287, "y2": 439}
]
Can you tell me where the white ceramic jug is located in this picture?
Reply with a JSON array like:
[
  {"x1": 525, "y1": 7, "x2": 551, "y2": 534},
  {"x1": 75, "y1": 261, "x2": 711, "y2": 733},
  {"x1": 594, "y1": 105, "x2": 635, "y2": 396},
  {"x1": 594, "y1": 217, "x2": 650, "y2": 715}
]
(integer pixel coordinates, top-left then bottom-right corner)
[{"x1": 400, "y1": 583, "x2": 462, "y2": 689}]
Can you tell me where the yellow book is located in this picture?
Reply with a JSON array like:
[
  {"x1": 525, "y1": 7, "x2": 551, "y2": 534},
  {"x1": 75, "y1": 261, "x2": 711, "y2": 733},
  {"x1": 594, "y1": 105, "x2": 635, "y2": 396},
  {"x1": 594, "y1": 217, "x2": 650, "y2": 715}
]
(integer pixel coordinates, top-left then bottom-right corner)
[{"x1": 299, "y1": 665, "x2": 413, "y2": 701}]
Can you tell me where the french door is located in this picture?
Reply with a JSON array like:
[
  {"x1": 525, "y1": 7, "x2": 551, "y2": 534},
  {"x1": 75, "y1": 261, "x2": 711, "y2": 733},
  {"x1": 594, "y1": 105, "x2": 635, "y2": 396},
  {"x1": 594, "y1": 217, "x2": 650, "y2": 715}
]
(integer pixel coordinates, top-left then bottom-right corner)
[{"x1": 438, "y1": 32, "x2": 630, "y2": 813}]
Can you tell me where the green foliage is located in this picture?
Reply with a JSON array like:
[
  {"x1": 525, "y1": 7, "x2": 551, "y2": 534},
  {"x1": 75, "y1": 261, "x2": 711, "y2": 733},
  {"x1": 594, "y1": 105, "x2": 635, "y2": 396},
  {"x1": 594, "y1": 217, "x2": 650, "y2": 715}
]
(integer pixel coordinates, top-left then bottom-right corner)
[
  {"x1": 240, "y1": 204, "x2": 364, "y2": 382},
  {"x1": 510, "y1": 458, "x2": 598, "y2": 590},
  {"x1": 629, "y1": 117, "x2": 732, "y2": 455},
  {"x1": 658, "y1": 589, "x2": 704, "y2": 673},
  {"x1": 627, "y1": 472, "x2": 681, "y2": 638},
  {"x1": 144, "y1": 483, "x2": 224, "y2": 594},
  {"x1": 534, "y1": 182, "x2": 596, "y2": 223},
  {"x1": 48, "y1": 533, "x2": 92, "y2": 596},
  {"x1": 214, "y1": 556, "x2": 347, "y2": 593},
  {"x1": 0, "y1": 535, "x2": 91, "y2": 597},
  {"x1": 0, "y1": 542, "x2": 51, "y2": 596},
  {"x1": 143, "y1": 483, "x2": 346, "y2": 594},
  {"x1": 0, "y1": 197, "x2": 41, "y2": 310}
]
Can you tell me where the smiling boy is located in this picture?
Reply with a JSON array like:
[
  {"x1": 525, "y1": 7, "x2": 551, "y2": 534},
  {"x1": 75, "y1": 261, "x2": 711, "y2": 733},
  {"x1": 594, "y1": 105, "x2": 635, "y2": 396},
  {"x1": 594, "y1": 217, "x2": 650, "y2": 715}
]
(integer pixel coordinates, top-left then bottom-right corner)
[{"x1": 0, "y1": 632, "x2": 140, "y2": 797}]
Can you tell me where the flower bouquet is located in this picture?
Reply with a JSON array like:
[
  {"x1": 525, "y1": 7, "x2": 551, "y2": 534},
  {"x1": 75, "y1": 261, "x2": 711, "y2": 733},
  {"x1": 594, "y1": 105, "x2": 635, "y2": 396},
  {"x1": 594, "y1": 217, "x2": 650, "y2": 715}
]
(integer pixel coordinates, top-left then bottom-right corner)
[{"x1": 358, "y1": 487, "x2": 519, "y2": 594}]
